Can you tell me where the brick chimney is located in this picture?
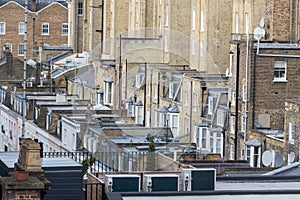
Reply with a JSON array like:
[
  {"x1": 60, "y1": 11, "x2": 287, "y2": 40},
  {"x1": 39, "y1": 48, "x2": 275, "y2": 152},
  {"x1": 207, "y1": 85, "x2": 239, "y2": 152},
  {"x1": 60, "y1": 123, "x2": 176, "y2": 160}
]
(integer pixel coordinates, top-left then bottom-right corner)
[
  {"x1": 31, "y1": 0, "x2": 37, "y2": 12},
  {"x1": 0, "y1": 138, "x2": 51, "y2": 200}
]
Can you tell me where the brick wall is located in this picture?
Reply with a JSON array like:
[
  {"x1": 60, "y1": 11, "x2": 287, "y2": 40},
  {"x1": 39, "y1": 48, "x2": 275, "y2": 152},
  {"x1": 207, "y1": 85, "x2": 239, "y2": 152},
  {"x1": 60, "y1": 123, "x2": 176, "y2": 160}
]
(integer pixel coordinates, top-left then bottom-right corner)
[
  {"x1": 0, "y1": 2, "x2": 68, "y2": 60},
  {"x1": 249, "y1": 48, "x2": 300, "y2": 129}
]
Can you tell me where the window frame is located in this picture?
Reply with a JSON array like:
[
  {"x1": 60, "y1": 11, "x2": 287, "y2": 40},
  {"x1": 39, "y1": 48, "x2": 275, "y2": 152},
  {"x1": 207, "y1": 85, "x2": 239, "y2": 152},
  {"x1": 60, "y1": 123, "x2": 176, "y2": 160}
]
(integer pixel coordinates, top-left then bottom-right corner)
[
  {"x1": 208, "y1": 96, "x2": 214, "y2": 115},
  {"x1": 78, "y1": 2, "x2": 83, "y2": 15},
  {"x1": 273, "y1": 61, "x2": 287, "y2": 82},
  {"x1": 41, "y1": 22, "x2": 49, "y2": 35},
  {"x1": 217, "y1": 109, "x2": 226, "y2": 126},
  {"x1": 4, "y1": 43, "x2": 12, "y2": 51},
  {"x1": 18, "y1": 43, "x2": 25, "y2": 56},
  {"x1": 135, "y1": 106, "x2": 143, "y2": 125},
  {"x1": 104, "y1": 81, "x2": 113, "y2": 105},
  {"x1": 62, "y1": 23, "x2": 68, "y2": 35},
  {"x1": 289, "y1": 122, "x2": 295, "y2": 143},
  {"x1": 192, "y1": 9, "x2": 196, "y2": 31},
  {"x1": 19, "y1": 22, "x2": 25, "y2": 35},
  {"x1": 168, "y1": 113, "x2": 179, "y2": 136},
  {"x1": 200, "y1": 11, "x2": 204, "y2": 32},
  {"x1": 0, "y1": 22, "x2": 5, "y2": 34}
]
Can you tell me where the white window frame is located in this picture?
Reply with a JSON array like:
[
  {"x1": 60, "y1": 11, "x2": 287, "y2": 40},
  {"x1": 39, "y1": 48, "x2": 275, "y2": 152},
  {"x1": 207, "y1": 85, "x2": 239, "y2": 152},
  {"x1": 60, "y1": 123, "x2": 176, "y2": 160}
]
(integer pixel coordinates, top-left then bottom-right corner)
[
  {"x1": 96, "y1": 93, "x2": 104, "y2": 105},
  {"x1": 104, "y1": 81, "x2": 113, "y2": 105},
  {"x1": 230, "y1": 144, "x2": 235, "y2": 160},
  {"x1": 193, "y1": 93, "x2": 198, "y2": 112},
  {"x1": 0, "y1": 22, "x2": 5, "y2": 34},
  {"x1": 135, "y1": 72, "x2": 144, "y2": 88},
  {"x1": 200, "y1": 40, "x2": 204, "y2": 57},
  {"x1": 217, "y1": 109, "x2": 226, "y2": 126},
  {"x1": 200, "y1": 11, "x2": 204, "y2": 32},
  {"x1": 78, "y1": 2, "x2": 83, "y2": 15},
  {"x1": 135, "y1": 106, "x2": 143, "y2": 124},
  {"x1": 235, "y1": 12, "x2": 239, "y2": 33},
  {"x1": 18, "y1": 43, "x2": 25, "y2": 56},
  {"x1": 165, "y1": 4, "x2": 169, "y2": 26},
  {"x1": 168, "y1": 113, "x2": 179, "y2": 136},
  {"x1": 192, "y1": 10, "x2": 196, "y2": 31},
  {"x1": 42, "y1": 23, "x2": 49, "y2": 35},
  {"x1": 208, "y1": 96, "x2": 214, "y2": 115},
  {"x1": 227, "y1": 52, "x2": 233, "y2": 76},
  {"x1": 154, "y1": 83, "x2": 158, "y2": 99},
  {"x1": 209, "y1": 132, "x2": 223, "y2": 156},
  {"x1": 19, "y1": 22, "x2": 25, "y2": 35},
  {"x1": 231, "y1": 92, "x2": 236, "y2": 106},
  {"x1": 200, "y1": 127, "x2": 209, "y2": 150},
  {"x1": 4, "y1": 43, "x2": 12, "y2": 51},
  {"x1": 241, "y1": 115, "x2": 246, "y2": 133},
  {"x1": 230, "y1": 115, "x2": 235, "y2": 134},
  {"x1": 155, "y1": 111, "x2": 167, "y2": 127},
  {"x1": 274, "y1": 61, "x2": 287, "y2": 82},
  {"x1": 62, "y1": 23, "x2": 68, "y2": 35},
  {"x1": 289, "y1": 122, "x2": 295, "y2": 143}
]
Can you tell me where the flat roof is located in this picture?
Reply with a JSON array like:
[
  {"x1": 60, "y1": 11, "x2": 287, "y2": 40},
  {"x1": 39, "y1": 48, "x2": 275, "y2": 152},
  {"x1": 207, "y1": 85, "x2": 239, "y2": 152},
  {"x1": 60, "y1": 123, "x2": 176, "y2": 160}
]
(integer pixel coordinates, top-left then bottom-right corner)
[{"x1": 0, "y1": 152, "x2": 82, "y2": 169}]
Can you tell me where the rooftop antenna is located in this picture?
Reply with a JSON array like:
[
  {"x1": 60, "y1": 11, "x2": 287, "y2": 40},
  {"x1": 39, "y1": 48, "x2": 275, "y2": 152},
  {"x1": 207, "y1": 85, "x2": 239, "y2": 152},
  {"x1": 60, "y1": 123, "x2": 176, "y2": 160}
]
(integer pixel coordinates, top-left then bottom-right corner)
[
  {"x1": 22, "y1": 0, "x2": 28, "y2": 138},
  {"x1": 253, "y1": 26, "x2": 265, "y2": 54}
]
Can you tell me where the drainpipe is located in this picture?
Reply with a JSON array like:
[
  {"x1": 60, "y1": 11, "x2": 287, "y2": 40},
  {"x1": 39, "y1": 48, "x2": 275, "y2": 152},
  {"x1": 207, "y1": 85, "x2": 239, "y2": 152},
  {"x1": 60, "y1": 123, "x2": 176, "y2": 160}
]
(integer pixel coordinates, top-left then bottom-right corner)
[
  {"x1": 189, "y1": 80, "x2": 193, "y2": 144},
  {"x1": 234, "y1": 43, "x2": 240, "y2": 160},
  {"x1": 143, "y1": 63, "x2": 147, "y2": 126},
  {"x1": 244, "y1": 16, "x2": 250, "y2": 160}
]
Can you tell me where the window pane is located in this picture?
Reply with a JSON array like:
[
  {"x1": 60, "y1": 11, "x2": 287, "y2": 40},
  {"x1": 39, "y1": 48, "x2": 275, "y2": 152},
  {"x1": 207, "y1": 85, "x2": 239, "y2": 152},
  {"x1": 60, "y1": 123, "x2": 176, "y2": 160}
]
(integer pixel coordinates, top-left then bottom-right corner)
[
  {"x1": 62, "y1": 23, "x2": 68, "y2": 35},
  {"x1": 19, "y1": 22, "x2": 25, "y2": 34},
  {"x1": 274, "y1": 61, "x2": 286, "y2": 80},
  {"x1": 42, "y1": 23, "x2": 49, "y2": 34},
  {"x1": 0, "y1": 22, "x2": 5, "y2": 34},
  {"x1": 78, "y1": 2, "x2": 83, "y2": 15},
  {"x1": 18, "y1": 44, "x2": 24, "y2": 55}
]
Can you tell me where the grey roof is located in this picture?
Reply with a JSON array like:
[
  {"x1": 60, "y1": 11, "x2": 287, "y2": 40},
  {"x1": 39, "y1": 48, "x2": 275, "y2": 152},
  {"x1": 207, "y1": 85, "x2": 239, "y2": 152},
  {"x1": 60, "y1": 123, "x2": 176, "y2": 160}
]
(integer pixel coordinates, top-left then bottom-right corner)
[
  {"x1": 264, "y1": 162, "x2": 300, "y2": 176},
  {"x1": 96, "y1": 88, "x2": 104, "y2": 94},
  {"x1": 244, "y1": 138, "x2": 261, "y2": 147},
  {"x1": 155, "y1": 106, "x2": 168, "y2": 113},
  {"x1": 0, "y1": 152, "x2": 81, "y2": 169},
  {"x1": 41, "y1": 51, "x2": 73, "y2": 66},
  {"x1": 0, "y1": 0, "x2": 68, "y2": 12},
  {"x1": 254, "y1": 43, "x2": 300, "y2": 50},
  {"x1": 70, "y1": 69, "x2": 98, "y2": 88},
  {"x1": 104, "y1": 77, "x2": 114, "y2": 83},
  {"x1": 168, "y1": 104, "x2": 179, "y2": 113},
  {"x1": 134, "y1": 100, "x2": 143, "y2": 106},
  {"x1": 92, "y1": 104, "x2": 111, "y2": 111}
]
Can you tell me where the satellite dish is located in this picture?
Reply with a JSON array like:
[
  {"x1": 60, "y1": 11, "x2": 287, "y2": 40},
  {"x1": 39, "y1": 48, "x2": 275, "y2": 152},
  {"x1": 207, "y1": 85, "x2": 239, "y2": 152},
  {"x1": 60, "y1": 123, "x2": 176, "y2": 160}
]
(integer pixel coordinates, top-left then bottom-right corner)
[
  {"x1": 260, "y1": 18, "x2": 265, "y2": 27},
  {"x1": 27, "y1": 59, "x2": 36, "y2": 68},
  {"x1": 288, "y1": 152, "x2": 295, "y2": 163},
  {"x1": 253, "y1": 27, "x2": 266, "y2": 41},
  {"x1": 274, "y1": 153, "x2": 283, "y2": 167},
  {"x1": 262, "y1": 150, "x2": 272, "y2": 167}
]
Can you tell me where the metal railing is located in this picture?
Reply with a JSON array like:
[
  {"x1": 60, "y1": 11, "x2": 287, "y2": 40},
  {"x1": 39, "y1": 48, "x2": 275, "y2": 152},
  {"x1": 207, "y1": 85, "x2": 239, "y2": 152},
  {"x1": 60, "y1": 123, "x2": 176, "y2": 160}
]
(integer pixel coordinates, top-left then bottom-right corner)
[{"x1": 43, "y1": 151, "x2": 161, "y2": 173}]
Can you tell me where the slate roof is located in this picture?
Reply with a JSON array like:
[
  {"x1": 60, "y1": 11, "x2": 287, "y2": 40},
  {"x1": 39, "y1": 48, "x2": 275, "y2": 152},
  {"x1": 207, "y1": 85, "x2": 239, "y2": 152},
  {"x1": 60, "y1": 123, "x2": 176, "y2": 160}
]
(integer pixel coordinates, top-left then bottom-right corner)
[{"x1": 0, "y1": 0, "x2": 67, "y2": 12}]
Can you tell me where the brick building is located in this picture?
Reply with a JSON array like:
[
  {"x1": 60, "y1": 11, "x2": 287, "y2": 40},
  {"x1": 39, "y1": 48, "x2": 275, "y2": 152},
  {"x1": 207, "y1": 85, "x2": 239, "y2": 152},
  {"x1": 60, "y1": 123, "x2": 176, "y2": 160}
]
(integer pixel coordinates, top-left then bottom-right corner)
[
  {"x1": 0, "y1": 0, "x2": 68, "y2": 60},
  {"x1": 228, "y1": 0, "x2": 300, "y2": 161}
]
